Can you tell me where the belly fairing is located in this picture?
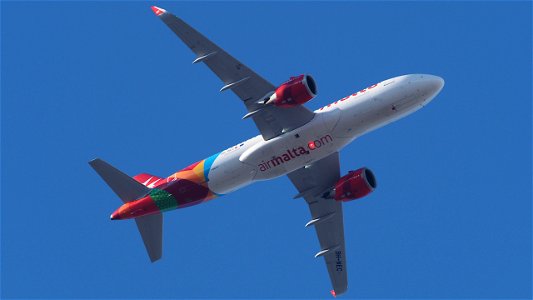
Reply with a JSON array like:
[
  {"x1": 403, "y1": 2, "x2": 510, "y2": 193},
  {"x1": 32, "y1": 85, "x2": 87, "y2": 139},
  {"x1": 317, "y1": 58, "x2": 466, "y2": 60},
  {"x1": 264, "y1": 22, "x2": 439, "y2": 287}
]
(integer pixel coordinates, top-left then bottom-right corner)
[
  {"x1": 205, "y1": 137, "x2": 261, "y2": 194},
  {"x1": 239, "y1": 113, "x2": 342, "y2": 180}
]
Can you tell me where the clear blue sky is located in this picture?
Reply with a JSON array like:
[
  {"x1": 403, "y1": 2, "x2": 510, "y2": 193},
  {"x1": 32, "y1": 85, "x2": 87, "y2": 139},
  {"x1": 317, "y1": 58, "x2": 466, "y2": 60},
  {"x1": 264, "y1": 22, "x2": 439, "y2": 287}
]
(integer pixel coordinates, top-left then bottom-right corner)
[{"x1": 2, "y1": 1, "x2": 531, "y2": 299}]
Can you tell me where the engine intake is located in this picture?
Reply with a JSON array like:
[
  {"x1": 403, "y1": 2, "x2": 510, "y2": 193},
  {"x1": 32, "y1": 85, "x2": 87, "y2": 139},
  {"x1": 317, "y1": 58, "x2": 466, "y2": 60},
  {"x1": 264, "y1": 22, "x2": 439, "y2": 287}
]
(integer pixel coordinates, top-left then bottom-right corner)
[
  {"x1": 328, "y1": 168, "x2": 377, "y2": 202},
  {"x1": 265, "y1": 74, "x2": 317, "y2": 107}
]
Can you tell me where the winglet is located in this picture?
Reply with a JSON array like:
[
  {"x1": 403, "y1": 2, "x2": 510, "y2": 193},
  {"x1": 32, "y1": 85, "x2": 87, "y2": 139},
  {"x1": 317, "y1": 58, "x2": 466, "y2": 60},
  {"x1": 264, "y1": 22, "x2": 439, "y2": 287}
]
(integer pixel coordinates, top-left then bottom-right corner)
[
  {"x1": 330, "y1": 290, "x2": 337, "y2": 297},
  {"x1": 151, "y1": 6, "x2": 167, "y2": 16}
]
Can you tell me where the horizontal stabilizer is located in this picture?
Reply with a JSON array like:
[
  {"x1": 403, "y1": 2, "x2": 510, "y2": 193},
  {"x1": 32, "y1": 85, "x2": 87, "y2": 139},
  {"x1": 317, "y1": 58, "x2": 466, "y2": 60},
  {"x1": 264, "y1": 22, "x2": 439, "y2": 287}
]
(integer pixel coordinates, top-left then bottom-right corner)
[
  {"x1": 135, "y1": 213, "x2": 163, "y2": 262},
  {"x1": 89, "y1": 159, "x2": 163, "y2": 262},
  {"x1": 89, "y1": 158, "x2": 150, "y2": 203}
]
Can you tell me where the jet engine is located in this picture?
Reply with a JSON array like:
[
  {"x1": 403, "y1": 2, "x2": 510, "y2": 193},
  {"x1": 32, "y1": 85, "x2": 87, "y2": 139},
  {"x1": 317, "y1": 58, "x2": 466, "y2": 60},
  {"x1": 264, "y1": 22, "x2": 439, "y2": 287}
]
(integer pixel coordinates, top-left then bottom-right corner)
[
  {"x1": 265, "y1": 74, "x2": 317, "y2": 107},
  {"x1": 326, "y1": 168, "x2": 377, "y2": 202}
]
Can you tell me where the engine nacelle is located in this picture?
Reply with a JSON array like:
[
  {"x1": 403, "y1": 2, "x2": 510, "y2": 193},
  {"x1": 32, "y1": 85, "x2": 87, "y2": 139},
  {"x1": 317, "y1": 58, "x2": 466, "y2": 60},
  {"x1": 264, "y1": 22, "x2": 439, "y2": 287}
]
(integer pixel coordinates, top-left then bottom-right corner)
[
  {"x1": 266, "y1": 74, "x2": 317, "y2": 107},
  {"x1": 329, "y1": 168, "x2": 377, "y2": 202}
]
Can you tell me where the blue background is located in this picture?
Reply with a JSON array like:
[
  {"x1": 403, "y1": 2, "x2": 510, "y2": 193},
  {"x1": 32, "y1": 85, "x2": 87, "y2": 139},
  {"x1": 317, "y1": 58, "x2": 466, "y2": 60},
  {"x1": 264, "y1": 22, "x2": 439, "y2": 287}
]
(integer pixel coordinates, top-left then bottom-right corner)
[{"x1": 2, "y1": 1, "x2": 531, "y2": 299}]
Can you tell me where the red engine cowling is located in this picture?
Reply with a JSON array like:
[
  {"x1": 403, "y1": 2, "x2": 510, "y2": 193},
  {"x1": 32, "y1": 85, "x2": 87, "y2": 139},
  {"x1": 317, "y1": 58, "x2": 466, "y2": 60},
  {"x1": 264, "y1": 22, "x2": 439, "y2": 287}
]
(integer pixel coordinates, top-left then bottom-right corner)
[
  {"x1": 332, "y1": 168, "x2": 377, "y2": 202},
  {"x1": 266, "y1": 74, "x2": 317, "y2": 107}
]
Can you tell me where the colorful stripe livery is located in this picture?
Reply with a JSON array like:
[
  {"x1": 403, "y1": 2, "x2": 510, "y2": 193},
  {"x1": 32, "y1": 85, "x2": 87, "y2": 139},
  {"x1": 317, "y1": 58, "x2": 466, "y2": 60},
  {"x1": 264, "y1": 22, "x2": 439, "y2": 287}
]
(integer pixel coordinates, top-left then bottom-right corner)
[
  {"x1": 167, "y1": 152, "x2": 219, "y2": 186},
  {"x1": 111, "y1": 153, "x2": 221, "y2": 220}
]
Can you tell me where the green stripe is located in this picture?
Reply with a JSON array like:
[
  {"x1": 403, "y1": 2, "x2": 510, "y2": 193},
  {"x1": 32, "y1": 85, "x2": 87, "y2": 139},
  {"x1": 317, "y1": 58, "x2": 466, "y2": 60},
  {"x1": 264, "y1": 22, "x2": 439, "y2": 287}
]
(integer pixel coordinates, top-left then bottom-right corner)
[{"x1": 150, "y1": 188, "x2": 177, "y2": 212}]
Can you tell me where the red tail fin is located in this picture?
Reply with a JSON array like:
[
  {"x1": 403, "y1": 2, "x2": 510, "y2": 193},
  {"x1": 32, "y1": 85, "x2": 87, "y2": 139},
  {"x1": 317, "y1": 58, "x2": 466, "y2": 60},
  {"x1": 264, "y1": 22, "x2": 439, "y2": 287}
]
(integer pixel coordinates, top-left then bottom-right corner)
[{"x1": 133, "y1": 173, "x2": 165, "y2": 188}]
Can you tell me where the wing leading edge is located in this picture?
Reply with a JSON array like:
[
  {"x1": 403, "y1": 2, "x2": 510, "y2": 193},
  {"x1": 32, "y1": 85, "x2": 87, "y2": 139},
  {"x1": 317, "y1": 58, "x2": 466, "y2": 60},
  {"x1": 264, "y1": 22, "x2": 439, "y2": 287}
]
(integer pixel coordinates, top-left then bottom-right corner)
[
  {"x1": 287, "y1": 152, "x2": 348, "y2": 296},
  {"x1": 151, "y1": 6, "x2": 315, "y2": 140}
]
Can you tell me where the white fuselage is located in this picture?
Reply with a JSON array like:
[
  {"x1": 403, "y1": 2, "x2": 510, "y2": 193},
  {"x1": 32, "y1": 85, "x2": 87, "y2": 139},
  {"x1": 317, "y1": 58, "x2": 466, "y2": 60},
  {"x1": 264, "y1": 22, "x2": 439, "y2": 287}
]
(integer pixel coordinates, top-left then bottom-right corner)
[{"x1": 204, "y1": 74, "x2": 444, "y2": 195}]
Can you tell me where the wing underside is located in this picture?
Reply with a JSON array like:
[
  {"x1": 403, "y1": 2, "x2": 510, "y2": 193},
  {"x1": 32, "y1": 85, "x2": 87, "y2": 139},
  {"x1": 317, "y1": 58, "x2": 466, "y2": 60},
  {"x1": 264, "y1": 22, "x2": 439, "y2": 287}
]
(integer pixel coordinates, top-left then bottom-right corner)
[
  {"x1": 152, "y1": 7, "x2": 315, "y2": 140},
  {"x1": 287, "y1": 152, "x2": 348, "y2": 296},
  {"x1": 151, "y1": 5, "x2": 344, "y2": 293}
]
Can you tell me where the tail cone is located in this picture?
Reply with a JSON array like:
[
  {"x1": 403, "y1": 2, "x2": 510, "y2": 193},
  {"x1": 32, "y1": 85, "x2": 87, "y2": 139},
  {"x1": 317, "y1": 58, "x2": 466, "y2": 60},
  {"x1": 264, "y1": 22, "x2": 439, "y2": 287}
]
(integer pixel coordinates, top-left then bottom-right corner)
[{"x1": 110, "y1": 211, "x2": 121, "y2": 220}]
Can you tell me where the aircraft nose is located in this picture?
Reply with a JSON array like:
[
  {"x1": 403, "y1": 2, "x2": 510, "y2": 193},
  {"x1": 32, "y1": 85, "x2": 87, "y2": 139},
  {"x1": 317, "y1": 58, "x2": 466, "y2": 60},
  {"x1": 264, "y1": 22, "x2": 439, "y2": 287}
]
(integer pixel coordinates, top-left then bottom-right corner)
[
  {"x1": 409, "y1": 74, "x2": 444, "y2": 104},
  {"x1": 424, "y1": 75, "x2": 445, "y2": 95}
]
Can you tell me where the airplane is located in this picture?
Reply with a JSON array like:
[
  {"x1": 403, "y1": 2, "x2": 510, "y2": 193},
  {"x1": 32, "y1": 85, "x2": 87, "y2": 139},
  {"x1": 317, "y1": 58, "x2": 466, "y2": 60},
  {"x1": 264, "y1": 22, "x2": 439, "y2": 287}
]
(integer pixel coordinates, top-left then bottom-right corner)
[{"x1": 89, "y1": 5, "x2": 444, "y2": 297}]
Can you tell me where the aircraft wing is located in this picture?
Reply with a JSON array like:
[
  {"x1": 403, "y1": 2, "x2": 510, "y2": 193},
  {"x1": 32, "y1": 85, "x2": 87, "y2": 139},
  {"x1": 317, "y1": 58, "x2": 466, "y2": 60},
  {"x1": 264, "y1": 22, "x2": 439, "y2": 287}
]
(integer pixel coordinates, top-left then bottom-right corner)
[
  {"x1": 151, "y1": 6, "x2": 315, "y2": 141},
  {"x1": 287, "y1": 152, "x2": 348, "y2": 296}
]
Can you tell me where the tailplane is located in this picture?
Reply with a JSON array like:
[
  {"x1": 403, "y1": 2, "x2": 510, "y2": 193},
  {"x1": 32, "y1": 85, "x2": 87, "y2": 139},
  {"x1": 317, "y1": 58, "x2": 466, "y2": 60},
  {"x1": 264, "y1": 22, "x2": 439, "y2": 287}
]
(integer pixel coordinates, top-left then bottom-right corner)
[
  {"x1": 135, "y1": 214, "x2": 163, "y2": 262},
  {"x1": 89, "y1": 158, "x2": 150, "y2": 202},
  {"x1": 89, "y1": 158, "x2": 163, "y2": 262}
]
